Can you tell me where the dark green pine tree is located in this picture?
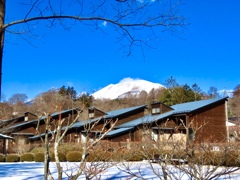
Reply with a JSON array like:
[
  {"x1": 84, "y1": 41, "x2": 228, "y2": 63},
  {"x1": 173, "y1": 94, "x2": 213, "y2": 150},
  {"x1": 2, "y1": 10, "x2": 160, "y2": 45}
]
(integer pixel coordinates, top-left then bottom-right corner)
[{"x1": 58, "y1": 85, "x2": 77, "y2": 100}]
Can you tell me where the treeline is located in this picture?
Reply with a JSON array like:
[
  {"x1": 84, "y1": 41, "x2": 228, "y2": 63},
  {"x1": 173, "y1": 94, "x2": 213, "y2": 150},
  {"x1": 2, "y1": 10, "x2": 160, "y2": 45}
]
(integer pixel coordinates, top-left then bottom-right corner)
[{"x1": 0, "y1": 77, "x2": 239, "y2": 120}]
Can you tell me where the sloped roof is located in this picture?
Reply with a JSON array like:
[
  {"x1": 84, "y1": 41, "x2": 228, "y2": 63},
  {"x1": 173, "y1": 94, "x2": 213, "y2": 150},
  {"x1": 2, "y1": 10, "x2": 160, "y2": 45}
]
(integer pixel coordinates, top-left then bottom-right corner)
[
  {"x1": 1, "y1": 116, "x2": 24, "y2": 123},
  {"x1": 88, "y1": 107, "x2": 107, "y2": 115},
  {"x1": 2, "y1": 108, "x2": 78, "y2": 132},
  {"x1": 67, "y1": 105, "x2": 147, "y2": 129},
  {"x1": 111, "y1": 97, "x2": 228, "y2": 135},
  {"x1": 171, "y1": 96, "x2": 228, "y2": 114},
  {"x1": 65, "y1": 118, "x2": 97, "y2": 129},
  {"x1": 0, "y1": 116, "x2": 25, "y2": 129},
  {"x1": 227, "y1": 121, "x2": 236, "y2": 126},
  {"x1": 1, "y1": 120, "x2": 34, "y2": 132},
  {"x1": 104, "y1": 105, "x2": 146, "y2": 118},
  {"x1": 105, "y1": 127, "x2": 134, "y2": 138},
  {"x1": 116, "y1": 112, "x2": 173, "y2": 128},
  {"x1": 0, "y1": 133, "x2": 14, "y2": 139},
  {"x1": 28, "y1": 130, "x2": 55, "y2": 140},
  {"x1": 0, "y1": 112, "x2": 37, "y2": 127}
]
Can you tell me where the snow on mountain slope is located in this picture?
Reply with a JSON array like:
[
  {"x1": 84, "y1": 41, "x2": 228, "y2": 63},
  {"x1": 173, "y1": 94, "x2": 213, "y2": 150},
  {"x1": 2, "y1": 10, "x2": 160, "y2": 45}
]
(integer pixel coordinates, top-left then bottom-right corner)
[{"x1": 92, "y1": 78, "x2": 165, "y2": 100}]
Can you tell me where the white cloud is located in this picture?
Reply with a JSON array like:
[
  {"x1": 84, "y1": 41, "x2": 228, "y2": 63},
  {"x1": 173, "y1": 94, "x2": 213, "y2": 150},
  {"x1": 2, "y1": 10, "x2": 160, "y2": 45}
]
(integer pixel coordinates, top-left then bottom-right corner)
[
  {"x1": 119, "y1": 77, "x2": 140, "y2": 83},
  {"x1": 137, "y1": 0, "x2": 155, "y2": 3},
  {"x1": 102, "y1": 21, "x2": 107, "y2": 27}
]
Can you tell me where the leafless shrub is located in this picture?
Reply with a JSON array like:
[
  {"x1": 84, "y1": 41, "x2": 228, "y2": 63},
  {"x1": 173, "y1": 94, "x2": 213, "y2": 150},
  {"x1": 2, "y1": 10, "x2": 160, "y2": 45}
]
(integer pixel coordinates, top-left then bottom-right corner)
[{"x1": 118, "y1": 121, "x2": 240, "y2": 180}]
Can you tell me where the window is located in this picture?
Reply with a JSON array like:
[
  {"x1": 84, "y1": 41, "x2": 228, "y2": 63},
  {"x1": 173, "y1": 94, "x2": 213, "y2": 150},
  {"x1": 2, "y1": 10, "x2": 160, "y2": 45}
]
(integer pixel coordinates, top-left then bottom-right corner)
[
  {"x1": 152, "y1": 108, "x2": 160, "y2": 114},
  {"x1": 89, "y1": 113, "x2": 94, "y2": 119},
  {"x1": 24, "y1": 116, "x2": 28, "y2": 121}
]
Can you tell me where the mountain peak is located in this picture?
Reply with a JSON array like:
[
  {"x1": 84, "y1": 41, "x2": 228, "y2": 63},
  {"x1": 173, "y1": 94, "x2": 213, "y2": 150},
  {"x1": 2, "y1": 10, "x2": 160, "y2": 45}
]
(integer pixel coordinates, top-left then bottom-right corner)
[{"x1": 92, "y1": 78, "x2": 165, "y2": 100}]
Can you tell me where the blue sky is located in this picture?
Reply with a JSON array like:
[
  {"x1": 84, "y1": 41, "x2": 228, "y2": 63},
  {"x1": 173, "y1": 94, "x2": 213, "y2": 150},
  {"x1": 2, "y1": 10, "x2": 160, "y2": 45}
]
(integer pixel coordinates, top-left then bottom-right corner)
[{"x1": 2, "y1": 0, "x2": 240, "y2": 100}]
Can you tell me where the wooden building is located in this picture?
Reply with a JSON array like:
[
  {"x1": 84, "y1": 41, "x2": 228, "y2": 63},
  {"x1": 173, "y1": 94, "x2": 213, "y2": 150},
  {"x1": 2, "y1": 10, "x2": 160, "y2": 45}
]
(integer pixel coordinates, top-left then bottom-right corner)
[
  {"x1": 62, "y1": 105, "x2": 147, "y2": 143},
  {"x1": 104, "y1": 97, "x2": 229, "y2": 146},
  {"x1": 0, "y1": 108, "x2": 78, "y2": 153},
  {"x1": 0, "y1": 97, "x2": 229, "y2": 152}
]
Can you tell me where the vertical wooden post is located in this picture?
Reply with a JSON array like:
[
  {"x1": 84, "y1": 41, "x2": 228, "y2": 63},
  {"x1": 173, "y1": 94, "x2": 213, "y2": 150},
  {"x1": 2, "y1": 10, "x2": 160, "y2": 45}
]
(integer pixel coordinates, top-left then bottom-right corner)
[
  {"x1": 185, "y1": 114, "x2": 189, "y2": 152},
  {"x1": 127, "y1": 138, "x2": 131, "y2": 149},
  {"x1": 2, "y1": 138, "x2": 6, "y2": 154},
  {"x1": 225, "y1": 99, "x2": 229, "y2": 142}
]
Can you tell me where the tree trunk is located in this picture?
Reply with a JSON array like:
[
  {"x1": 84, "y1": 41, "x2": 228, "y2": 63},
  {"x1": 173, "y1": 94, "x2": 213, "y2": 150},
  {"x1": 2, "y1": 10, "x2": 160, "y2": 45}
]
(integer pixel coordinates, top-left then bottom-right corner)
[
  {"x1": 54, "y1": 144, "x2": 63, "y2": 180},
  {"x1": 44, "y1": 126, "x2": 49, "y2": 180},
  {"x1": 44, "y1": 115, "x2": 53, "y2": 180},
  {"x1": 0, "y1": 0, "x2": 5, "y2": 101},
  {"x1": 54, "y1": 125, "x2": 63, "y2": 180}
]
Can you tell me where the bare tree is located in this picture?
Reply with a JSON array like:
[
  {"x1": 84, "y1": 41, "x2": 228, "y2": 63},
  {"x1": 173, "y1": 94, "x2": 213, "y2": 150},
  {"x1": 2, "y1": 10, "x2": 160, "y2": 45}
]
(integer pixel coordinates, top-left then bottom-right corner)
[
  {"x1": 36, "y1": 113, "x2": 55, "y2": 180},
  {"x1": 8, "y1": 93, "x2": 28, "y2": 116},
  {"x1": 29, "y1": 89, "x2": 75, "y2": 113},
  {"x1": 118, "y1": 120, "x2": 240, "y2": 179},
  {"x1": 8, "y1": 93, "x2": 28, "y2": 104},
  {"x1": 33, "y1": 89, "x2": 119, "y2": 179},
  {"x1": 0, "y1": 0, "x2": 186, "y2": 100},
  {"x1": 0, "y1": 101, "x2": 12, "y2": 119},
  {"x1": 33, "y1": 90, "x2": 77, "y2": 180},
  {"x1": 64, "y1": 118, "x2": 118, "y2": 180},
  {"x1": 208, "y1": 86, "x2": 219, "y2": 98},
  {"x1": 35, "y1": 108, "x2": 82, "y2": 180},
  {"x1": 229, "y1": 85, "x2": 240, "y2": 118}
]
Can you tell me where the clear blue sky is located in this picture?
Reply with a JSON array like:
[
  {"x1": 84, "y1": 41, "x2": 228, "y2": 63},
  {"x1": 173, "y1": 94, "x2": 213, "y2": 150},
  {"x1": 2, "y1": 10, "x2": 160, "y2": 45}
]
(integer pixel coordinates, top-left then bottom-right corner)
[{"x1": 2, "y1": 1, "x2": 240, "y2": 100}]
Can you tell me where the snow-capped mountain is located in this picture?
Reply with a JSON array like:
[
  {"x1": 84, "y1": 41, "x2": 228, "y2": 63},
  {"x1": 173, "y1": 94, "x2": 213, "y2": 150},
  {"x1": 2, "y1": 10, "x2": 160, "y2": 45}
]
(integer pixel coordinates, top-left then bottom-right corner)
[
  {"x1": 218, "y1": 89, "x2": 234, "y2": 97},
  {"x1": 92, "y1": 78, "x2": 165, "y2": 100}
]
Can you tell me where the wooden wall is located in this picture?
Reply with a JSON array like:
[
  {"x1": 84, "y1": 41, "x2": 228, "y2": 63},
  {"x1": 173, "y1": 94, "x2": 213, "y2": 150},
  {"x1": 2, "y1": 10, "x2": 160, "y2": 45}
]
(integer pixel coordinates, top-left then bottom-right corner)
[{"x1": 190, "y1": 100, "x2": 227, "y2": 143}]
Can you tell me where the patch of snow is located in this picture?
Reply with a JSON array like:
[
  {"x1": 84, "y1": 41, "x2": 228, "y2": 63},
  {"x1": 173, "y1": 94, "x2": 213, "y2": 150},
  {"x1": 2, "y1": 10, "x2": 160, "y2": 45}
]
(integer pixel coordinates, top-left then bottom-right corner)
[
  {"x1": 0, "y1": 162, "x2": 239, "y2": 180},
  {"x1": 92, "y1": 78, "x2": 165, "y2": 100},
  {"x1": 218, "y1": 89, "x2": 234, "y2": 97}
]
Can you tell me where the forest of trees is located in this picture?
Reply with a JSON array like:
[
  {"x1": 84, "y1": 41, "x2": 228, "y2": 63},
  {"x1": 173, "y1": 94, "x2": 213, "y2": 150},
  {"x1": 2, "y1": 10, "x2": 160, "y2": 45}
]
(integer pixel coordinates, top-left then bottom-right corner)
[{"x1": 0, "y1": 76, "x2": 239, "y2": 120}]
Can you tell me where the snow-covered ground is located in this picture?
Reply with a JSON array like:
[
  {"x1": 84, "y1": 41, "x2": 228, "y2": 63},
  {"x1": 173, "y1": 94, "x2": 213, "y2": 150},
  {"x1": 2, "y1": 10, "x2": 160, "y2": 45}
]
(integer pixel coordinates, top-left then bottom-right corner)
[{"x1": 0, "y1": 162, "x2": 240, "y2": 180}]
